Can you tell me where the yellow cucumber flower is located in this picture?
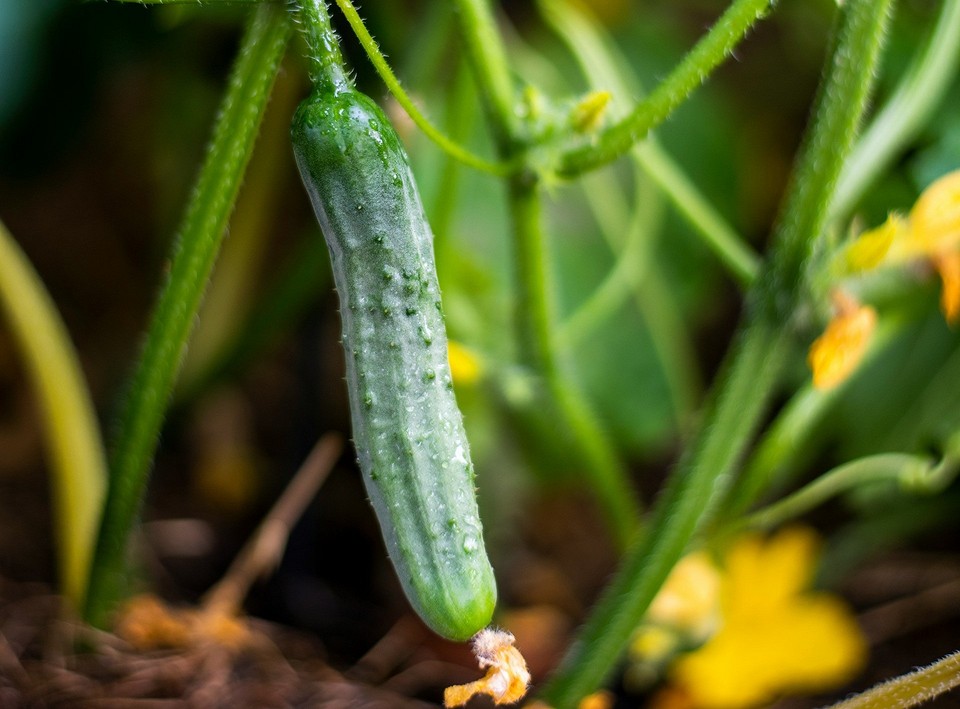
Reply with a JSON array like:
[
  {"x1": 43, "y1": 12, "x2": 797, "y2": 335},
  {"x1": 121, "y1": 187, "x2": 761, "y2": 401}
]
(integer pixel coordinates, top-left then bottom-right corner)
[
  {"x1": 570, "y1": 90, "x2": 613, "y2": 134},
  {"x1": 664, "y1": 527, "x2": 866, "y2": 709},
  {"x1": 645, "y1": 551, "x2": 722, "y2": 641},
  {"x1": 843, "y1": 212, "x2": 903, "y2": 272},
  {"x1": 900, "y1": 169, "x2": 960, "y2": 257},
  {"x1": 845, "y1": 169, "x2": 960, "y2": 323},
  {"x1": 933, "y1": 250, "x2": 960, "y2": 323},
  {"x1": 807, "y1": 290, "x2": 877, "y2": 390},
  {"x1": 627, "y1": 552, "x2": 723, "y2": 692}
]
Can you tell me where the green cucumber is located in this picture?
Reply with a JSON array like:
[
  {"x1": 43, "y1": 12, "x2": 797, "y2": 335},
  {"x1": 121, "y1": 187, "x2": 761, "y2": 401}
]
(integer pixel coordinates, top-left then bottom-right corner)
[{"x1": 291, "y1": 87, "x2": 496, "y2": 641}]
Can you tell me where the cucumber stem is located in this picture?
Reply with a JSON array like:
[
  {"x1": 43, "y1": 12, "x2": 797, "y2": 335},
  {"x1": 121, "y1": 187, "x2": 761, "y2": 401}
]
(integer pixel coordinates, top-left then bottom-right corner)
[
  {"x1": 294, "y1": 0, "x2": 351, "y2": 93},
  {"x1": 510, "y1": 173, "x2": 642, "y2": 547},
  {"x1": 450, "y1": 0, "x2": 518, "y2": 150},
  {"x1": 331, "y1": 0, "x2": 513, "y2": 176}
]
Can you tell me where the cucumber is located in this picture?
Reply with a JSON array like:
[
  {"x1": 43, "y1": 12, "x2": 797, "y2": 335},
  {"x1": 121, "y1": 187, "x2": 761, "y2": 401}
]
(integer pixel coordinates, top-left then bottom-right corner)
[{"x1": 291, "y1": 87, "x2": 496, "y2": 641}]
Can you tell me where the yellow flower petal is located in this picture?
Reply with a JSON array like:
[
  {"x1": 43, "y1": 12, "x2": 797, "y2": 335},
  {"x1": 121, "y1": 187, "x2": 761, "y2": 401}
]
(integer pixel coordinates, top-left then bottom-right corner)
[
  {"x1": 725, "y1": 527, "x2": 819, "y2": 617},
  {"x1": 448, "y1": 341, "x2": 484, "y2": 386},
  {"x1": 571, "y1": 90, "x2": 613, "y2": 134},
  {"x1": 933, "y1": 250, "x2": 960, "y2": 325},
  {"x1": 768, "y1": 595, "x2": 867, "y2": 692},
  {"x1": 668, "y1": 528, "x2": 867, "y2": 709},
  {"x1": 578, "y1": 691, "x2": 615, "y2": 709},
  {"x1": 192, "y1": 606, "x2": 253, "y2": 650},
  {"x1": 672, "y1": 624, "x2": 777, "y2": 709},
  {"x1": 808, "y1": 293, "x2": 877, "y2": 390},
  {"x1": 844, "y1": 213, "x2": 903, "y2": 271},
  {"x1": 647, "y1": 551, "x2": 721, "y2": 639},
  {"x1": 445, "y1": 629, "x2": 531, "y2": 707},
  {"x1": 907, "y1": 169, "x2": 960, "y2": 254}
]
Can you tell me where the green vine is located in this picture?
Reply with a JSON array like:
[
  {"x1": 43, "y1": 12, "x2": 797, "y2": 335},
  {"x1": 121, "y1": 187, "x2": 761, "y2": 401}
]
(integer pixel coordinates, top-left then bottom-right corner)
[
  {"x1": 330, "y1": 0, "x2": 512, "y2": 175},
  {"x1": 832, "y1": 0, "x2": 960, "y2": 221},
  {"x1": 511, "y1": 174, "x2": 643, "y2": 546},
  {"x1": 83, "y1": 4, "x2": 291, "y2": 627},
  {"x1": 540, "y1": 0, "x2": 895, "y2": 703},
  {"x1": 719, "y1": 317, "x2": 902, "y2": 520},
  {"x1": 746, "y1": 451, "x2": 958, "y2": 530},
  {"x1": 825, "y1": 650, "x2": 960, "y2": 709},
  {"x1": 450, "y1": 0, "x2": 520, "y2": 150}
]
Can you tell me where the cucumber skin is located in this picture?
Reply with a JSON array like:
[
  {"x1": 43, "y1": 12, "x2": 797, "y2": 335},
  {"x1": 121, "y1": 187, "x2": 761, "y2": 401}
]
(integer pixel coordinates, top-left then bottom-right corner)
[{"x1": 291, "y1": 89, "x2": 496, "y2": 641}]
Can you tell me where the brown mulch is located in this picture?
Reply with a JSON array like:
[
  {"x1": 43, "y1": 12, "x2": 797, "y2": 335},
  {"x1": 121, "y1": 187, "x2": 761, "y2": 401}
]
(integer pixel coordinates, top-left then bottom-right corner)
[
  {"x1": 6, "y1": 551, "x2": 960, "y2": 708},
  {"x1": 0, "y1": 578, "x2": 467, "y2": 709}
]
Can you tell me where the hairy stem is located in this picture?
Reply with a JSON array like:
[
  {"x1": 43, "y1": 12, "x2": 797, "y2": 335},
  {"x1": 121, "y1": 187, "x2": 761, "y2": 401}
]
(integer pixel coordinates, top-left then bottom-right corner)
[
  {"x1": 511, "y1": 175, "x2": 642, "y2": 546},
  {"x1": 84, "y1": 5, "x2": 290, "y2": 627},
  {"x1": 831, "y1": 0, "x2": 960, "y2": 220},
  {"x1": 294, "y1": 0, "x2": 350, "y2": 92},
  {"x1": 825, "y1": 650, "x2": 960, "y2": 709},
  {"x1": 540, "y1": 320, "x2": 789, "y2": 706},
  {"x1": 756, "y1": 0, "x2": 895, "y2": 320},
  {"x1": 450, "y1": 0, "x2": 518, "y2": 150},
  {"x1": 721, "y1": 317, "x2": 900, "y2": 519},
  {"x1": 747, "y1": 453, "x2": 929, "y2": 530},
  {"x1": 540, "y1": 0, "x2": 894, "y2": 702}
]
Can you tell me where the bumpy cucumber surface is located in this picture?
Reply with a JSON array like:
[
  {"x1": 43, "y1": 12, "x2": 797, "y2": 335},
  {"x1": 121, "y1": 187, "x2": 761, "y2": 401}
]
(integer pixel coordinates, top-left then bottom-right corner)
[{"x1": 291, "y1": 88, "x2": 496, "y2": 641}]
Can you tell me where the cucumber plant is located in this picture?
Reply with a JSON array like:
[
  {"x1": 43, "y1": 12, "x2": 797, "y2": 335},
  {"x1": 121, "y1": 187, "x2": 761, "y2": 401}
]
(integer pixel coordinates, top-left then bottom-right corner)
[
  {"x1": 289, "y1": 1, "x2": 496, "y2": 641},
  {"x1": 44, "y1": 0, "x2": 955, "y2": 706}
]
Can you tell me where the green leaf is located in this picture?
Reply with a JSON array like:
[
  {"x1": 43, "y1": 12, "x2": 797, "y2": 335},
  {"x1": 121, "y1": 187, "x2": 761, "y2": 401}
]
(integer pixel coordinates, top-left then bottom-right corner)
[{"x1": 0, "y1": 218, "x2": 107, "y2": 612}]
